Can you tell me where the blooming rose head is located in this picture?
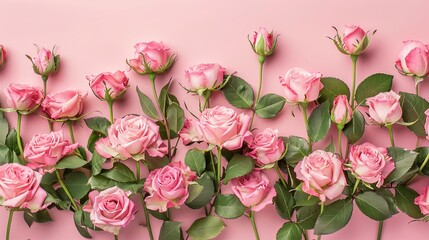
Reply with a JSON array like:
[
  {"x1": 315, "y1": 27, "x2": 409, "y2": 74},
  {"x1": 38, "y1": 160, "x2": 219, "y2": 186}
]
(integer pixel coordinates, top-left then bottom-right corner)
[
  {"x1": 395, "y1": 40, "x2": 429, "y2": 81},
  {"x1": 42, "y1": 90, "x2": 87, "y2": 119},
  {"x1": 87, "y1": 70, "x2": 129, "y2": 101},
  {"x1": 185, "y1": 63, "x2": 225, "y2": 94},
  {"x1": 250, "y1": 27, "x2": 277, "y2": 57},
  {"x1": 425, "y1": 109, "x2": 429, "y2": 140},
  {"x1": 348, "y1": 142, "x2": 395, "y2": 187},
  {"x1": 24, "y1": 130, "x2": 78, "y2": 173},
  {"x1": 0, "y1": 163, "x2": 47, "y2": 212},
  {"x1": 231, "y1": 170, "x2": 276, "y2": 211},
  {"x1": 366, "y1": 91, "x2": 402, "y2": 125},
  {"x1": 179, "y1": 118, "x2": 204, "y2": 145},
  {"x1": 246, "y1": 128, "x2": 285, "y2": 167},
  {"x1": 95, "y1": 115, "x2": 167, "y2": 160},
  {"x1": 3, "y1": 83, "x2": 43, "y2": 112},
  {"x1": 83, "y1": 186, "x2": 136, "y2": 235},
  {"x1": 27, "y1": 46, "x2": 60, "y2": 78},
  {"x1": 144, "y1": 161, "x2": 197, "y2": 212},
  {"x1": 294, "y1": 150, "x2": 346, "y2": 202},
  {"x1": 279, "y1": 67, "x2": 323, "y2": 104},
  {"x1": 127, "y1": 41, "x2": 176, "y2": 75},
  {"x1": 415, "y1": 186, "x2": 429, "y2": 215},
  {"x1": 330, "y1": 25, "x2": 373, "y2": 55},
  {"x1": 331, "y1": 95, "x2": 353, "y2": 126},
  {"x1": 0, "y1": 45, "x2": 6, "y2": 69}
]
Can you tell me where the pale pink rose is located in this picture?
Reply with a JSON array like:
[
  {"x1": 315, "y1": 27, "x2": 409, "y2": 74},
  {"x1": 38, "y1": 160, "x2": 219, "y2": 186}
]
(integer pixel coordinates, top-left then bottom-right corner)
[
  {"x1": 144, "y1": 162, "x2": 197, "y2": 212},
  {"x1": 279, "y1": 67, "x2": 323, "y2": 104},
  {"x1": 331, "y1": 95, "x2": 353, "y2": 125},
  {"x1": 348, "y1": 142, "x2": 395, "y2": 187},
  {"x1": 246, "y1": 128, "x2": 285, "y2": 167},
  {"x1": 83, "y1": 187, "x2": 136, "y2": 235},
  {"x1": 185, "y1": 63, "x2": 225, "y2": 92},
  {"x1": 3, "y1": 83, "x2": 43, "y2": 111},
  {"x1": 295, "y1": 150, "x2": 346, "y2": 202},
  {"x1": 231, "y1": 170, "x2": 276, "y2": 211},
  {"x1": 95, "y1": 115, "x2": 167, "y2": 160},
  {"x1": 425, "y1": 109, "x2": 429, "y2": 140},
  {"x1": 199, "y1": 106, "x2": 252, "y2": 150},
  {"x1": 87, "y1": 70, "x2": 129, "y2": 100},
  {"x1": 42, "y1": 90, "x2": 86, "y2": 119},
  {"x1": 128, "y1": 41, "x2": 173, "y2": 74},
  {"x1": 366, "y1": 91, "x2": 402, "y2": 125},
  {"x1": 24, "y1": 130, "x2": 78, "y2": 173},
  {"x1": 252, "y1": 27, "x2": 274, "y2": 56},
  {"x1": 0, "y1": 163, "x2": 47, "y2": 212},
  {"x1": 415, "y1": 186, "x2": 429, "y2": 215},
  {"x1": 395, "y1": 40, "x2": 429, "y2": 78},
  {"x1": 343, "y1": 25, "x2": 366, "y2": 54},
  {"x1": 0, "y1": 45, "x2": 6, "y2": 68},
  {"x1": 179, "y1": 118, "x2": 204, "y2": 145}
]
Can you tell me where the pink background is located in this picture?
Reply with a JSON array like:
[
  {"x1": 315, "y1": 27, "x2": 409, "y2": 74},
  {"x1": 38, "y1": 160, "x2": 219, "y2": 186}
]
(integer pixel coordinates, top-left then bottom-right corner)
[{"x1": 1, "y1": 0, "x2": 429, "y2": 239}]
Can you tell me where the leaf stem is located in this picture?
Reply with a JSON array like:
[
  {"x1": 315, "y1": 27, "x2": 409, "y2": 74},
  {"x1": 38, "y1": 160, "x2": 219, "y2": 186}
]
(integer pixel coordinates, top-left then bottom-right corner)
[
  {"x1": 249, "y1": 57, "x2": 265, "y2": 129},
  {"x1": 274, "y1": 162, "x2": 288, "y2": 188},
  {"x1": 377, "y1": 221, "x2": 384, "y2": 240},
  {"x1": 350, "y1": 55, "x2": 358, "y2": 109},
  {"x1": 5, "y1": 209, "x2": 14, "y2": 240},
  {"x1": 16, "y1": 112, "x2": 24, "y2": 156},
  {"x1": 66, "y1": 121, "x2": 76, "y2": 144},
  {"x1": 249, "y1": 211, "x2": 260, "y2": 240},
  {"x1": 301, "y1": 103, "x2": 312, "y2": 152},
  {"x1": 386, "y1": 125, "x2": 395, "y2": 147},
  {"x1": 55, "y1": 169, "x2": 79, "y2": 211}
]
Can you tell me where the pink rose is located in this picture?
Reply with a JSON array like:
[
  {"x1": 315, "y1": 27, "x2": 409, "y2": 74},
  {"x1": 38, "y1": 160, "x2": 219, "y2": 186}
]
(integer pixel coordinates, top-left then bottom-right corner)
[
  {"x1": 331, "y1": 95, "x2": 352, "y2": 125},
  {"x1": 252, "y1": 28, "x2": 275, "y2": 56},
  {"x1": 128, "y1": 41, "x2": 175, "y2": 75},
  {"x1": 425, "y1": 109, "x2": 429, "y2": 140},
  {"x1": 42, "y1": 90, "x2": 87, "y2": 119},
  {"x1": 343, "y1": 25, "x2": 366, "y2": 54},
  {"x1": 144, "y1": 162, "x2": 197, "y2": 212},
  {"x1": 95, "y1": 115, "x2": 167, "y2": 160},
  {"x1": 83, "y1": 187, "x2": 136, "y2": 235},
  {"x1": 28, "y1": 47, "x2": 60, "y2": 77},
  {"x1": 87, "y1": 70, "x2": 129, "y2": 101},
  {"x1": 348, "y1": 142, "x2": 395, "y2": 187},
  {"x1": 179, "y1": 118, "x2": 204, "y2": 145},
  {"x1": 415, "y1": 186, "x2": 429, "y2": 215},
  {"x1": 185, "y1": 63, "x2": 225, "y2": 93},
  {"x1": 3, "y1": 83, "x2": 43, "y2": 111},
  {"x1": 279, "y1": 67, "x2": 323, "y2": 104},
  {"x1": 199, "y1": 106, "x2": 252, "y2": 150},
  {"x1": 231, "y1": 170, "x2": 276, "y2": 211},
  {"x1": 395, "y1": 40, "x2": 429, "y2": 78},
  {"x1": 246, "y1": 128, "x2": 285, "y2": 167},
  {"x1": 295, "y1": 150, "x2": 346, "y2": 202},
  {"x1": 366, "y1": 91, "x2": 402, "y2": 125},
  {"x1": 0, "y1": 163, "x2": 47, "y2": 212},
  {"x1": 0, "y1": 45, "x2": 6, "y2": 68},
  {"x1": 24, "y1": 130, "x2": 78, "y2": 173}
]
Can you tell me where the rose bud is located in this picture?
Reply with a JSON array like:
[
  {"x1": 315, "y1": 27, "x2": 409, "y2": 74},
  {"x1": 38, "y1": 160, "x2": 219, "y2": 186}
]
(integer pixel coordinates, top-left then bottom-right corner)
[
  {"x1": 249, "y1": 27, "x2": 278, "y2": 58},
  {"x1": 185, "y1": 63, "x2": 225, "y2": 95},
  {"x1": 3, "y1": 83, "x2": 43, "y2": 112},
  {"x1": 415, "y1": 186, "x2": 429, "y2": 215},
  {"x1": 87, "y1": 70, "x2": 129, "y2": 101},
  {"x1": 366, "y1": 91, "x2": 402, "y2": 125},
  {"x1": 425, "y1": 109, "x2": 429, "y2": 140},
  {"x1": 127, "y1": 41, "x2": 176, "y2": 75},
  {"x1": 279, "y1": 67, "x2": 323, "y2": 104},
  {"x1": 0, "y1": 45, "x2": 6, "y2": 69},
  {"x1": 330, "y1": 25, "x2": 374, "y2": 56},
  {"x1": 395, "y1": 40, "x2": 429, "y2": 82},
  {"x1": 246, "y1": 128, "x2": 285, "y2": 167},
  {"x1": 331, "y1": 95, "x2": 353, "y2": 127},
  {"x1": 42, "y1": 90, "x2": 87, "y2": 119},
  {"x1": 26, "y1": 46, "x2": 60, "y2": 79}
]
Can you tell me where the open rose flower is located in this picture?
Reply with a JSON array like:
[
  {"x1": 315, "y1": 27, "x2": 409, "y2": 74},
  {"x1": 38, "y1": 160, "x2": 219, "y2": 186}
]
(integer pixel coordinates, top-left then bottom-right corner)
[
  {"x1": 185, "y1": 63, "x2": 225, "y2": 93},
  {"x1": 0, "y1": 45, "x2": 6, "y2": 69},
  {"x1": 83, "y1": 187, "x2": 136, "y2": 235},
  {"x1": 179, "y1": 118, "x2": 204, "y2": 145},
  {"x1": 27, "y1": 46, "x2": 60, "y2": 78},
  {"x1": 331, "y1": 25, "x2": 373, "y2": 56},
  {"x1": 366, "y1": 91, "x2": 402, "y2": 125},
  {"x1": 250, "y1": 27, "x2": 277, "y2": 57},
  {"x1": 395, "y1": 40, "x2": 429, "y2": 79},
  {"x1": 0, "y1": 163, "x2": 47, "y2": 212},
  {"x1": 415, "y1": 186, "x2": 429, "y2": 215},
  {"x1": 42, "y1": 90, "x2": 86, "y2": 119},
  {"x1": 144, "y1": 162, "x2": 197, "y2": 212},
  {"x1": 3, "y1": 83, "x2": 43, "y2": 112},
  {"x1": 348, "y1": 142, "x2": 394, "y2": 187},
  {"x1": 87, "y1": 70, "x2": 129, "y2": 101},
  {"x1": 128, "y1": 41, "x2": 175, "y2": 75},
  {"x1": 95, "y1": 115, "x2": 167, "y2": 160},
  {"x1": 295, "y1": 150, "x2": 346, "y2": 202},
  {"x1": 279, "y1": 67, "x2": 323, "y2": 104},
  {"x1": 231, "y1": 170, "x2": 276, "y2": 211},
  {"x1": 246, "y1": 128, "x2": 285, "y2": 167},
  {"x1": 331, "y1": 95, "x2": 352, "y2": 126},
  {"x1": 24, "y1": 130, "x2": 78, "y2": 173}
]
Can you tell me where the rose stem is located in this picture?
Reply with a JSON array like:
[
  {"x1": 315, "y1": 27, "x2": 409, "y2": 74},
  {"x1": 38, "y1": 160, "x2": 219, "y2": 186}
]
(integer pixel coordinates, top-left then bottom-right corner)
[
  {"x1": 107, "y1": 100, "x2": 114, "y2": 124},
  {"x1": 377, "y1": 221, "x2": 384, "y2": 240},
  {"x1": 302, "y1": 230, "x2": 309, "y2": 240},
  {"x1": 66, "y1": 121, "x2": 76, "y2": 144},
  {"x1": 337, "y1": 126, "x2": 343, "y2": 159},
  {"x1": 274, "y1": 162, "x2": 288, "y2": 188},
  {"x1": 136, "y1": 161, "x2": 154, "y2": 240},
  {"x1": 202, "y1": 92, "x2": 211, "y2": 111},
  {"x1": 249, "y1": 56, "x2": 265, "y2": 130},
  {"x1": 415, "y1": 82, "x2": 419, "y2": 96},
  {"x1": 55, "y1": 169, "x2": 79, "y2": 211},
  {"x1": 216, "y1": 147, "x2": 223, "y2": 193},
  {"x1": 405, "y1": 152, "x2": 429, "y2": 185},
  {"x1": 351, "y1": 179, "x2": 360, "y2": 196},
  {"x1": 301, "y1": 102, "x2": 312, "y2": 152},
  {"x1": 386, "y1": 125, "x2": 395, "y2": 147},
  {"x1": 350, "y1": 55, "x2": 358, "y2": 109},
  {"x1": 114, "y1": 234, "x2": 119, "y2": 240},
  {"x1": 16, "y1": 112, "x2": 24, "y2": 157},
  {"x1": 47, "y1": 119, "x2": 53, "y2": 132},
  {"x1": 42, "y1": 76, "x2": 48, "y2": 98},
  {"x1": 317, "y1": 202, "x2": 325, "y2": 240},
  {"x1": 5, "y1": 209, "x2": 14, "y2": 240},
  {"x1": 249, "y1": 211, "x2": 260, "y2": 240}
]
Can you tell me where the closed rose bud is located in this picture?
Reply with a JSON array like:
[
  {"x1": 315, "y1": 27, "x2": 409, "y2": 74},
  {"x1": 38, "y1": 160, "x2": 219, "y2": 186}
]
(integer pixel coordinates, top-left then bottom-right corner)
[
  {"x1": 3, "y1": 83, "x2": 43, "y2": 112},
  {"x1": 331, "y1": 25, "x2": 373, "y2": 56},
  {"x1": 279, "y1": 67, "x2": 323, "y2": 104},
  {"x1": 331, "y1": 95, "x2": 352, "y2": 126},
  {"x1": 128, "y1": 41, "x2": 176, "y2": 75},
  {"x1": 415, "y1": 186, "x2": 429, "y2": 215},
  {"x1": 185, "y1": 63, "x2": 225, "y2": 94},
  {"x1": 366, "y1": 91, "x2": 402, "y2": 125},
  {"x1": 0, "y1": 45, "x2": 6, "y2": 69},
  {"x1": 251, "y1": 28, "x2": 276, "y2": 57},
  {"x1": 27, "y1": 46, "x2": 60, "y2": 78},
  {"x1": 87, "y1": 70, "x2": 129, "y2": 101},
  {"x1": 395, "y1": 40, "x2": 429, "y2": 80},
  {"x1": 42, "y1": 90, "x2": 86, "y2": 119}
]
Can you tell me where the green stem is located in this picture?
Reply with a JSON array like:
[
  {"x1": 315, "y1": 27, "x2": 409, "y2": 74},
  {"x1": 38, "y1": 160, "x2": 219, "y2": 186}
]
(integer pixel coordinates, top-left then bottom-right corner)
[
  {"x1": 114, "y1": 234, "x2": 119, "y2": 240},
  {"x1": 16, "y1": 112, "x2": 24, "y2": 156},
  {"x1": 350, "y1": 55, "x2": 358, "y2": 109},
  {"x1": 107, "y1": 100, "x2": 114, "y2": 124},
  {"x1": 66, "y1": 121, "x2": 76, "y2": 144},
  {"x1": 301, "y1": 103, "x2": 312, "y2": 152},
  {"x1": 216, "y1": 147, "x2": 223, "y2": 193},
  {"x1": 419, "y1": 153, "x2": 429, "y2": 173},
  {"x1": 139, "y1": 193, "x2": 154, "y2": 240},
  {"x1": 302, "y1": 230, "x2": 309, "y2": 240},
  {"x1": 377, "y1": 221, "x2": 384, "y2": 240},
  {"x1": 5, "y1": 209, "x2": 14, "y2": 240},
  {"x1": 274, "y1": 162, "x2": 288, "y2": 188},
  {"x1": 416, "y1": 83, "x2": 419, "y2": 96},
  {"x1": 167, "y1": 209, "x2": 172, "y2": 221},
  {"x1": 337, "y1": 126, "x2": 343, "y2": 159},
  {"x1": 55, "y1": 170, "x2": 79, "y2": 211},
  {"x1": 47, "y1": 118, "x2": 53, "y2": 132},
  {"x1": 317, "y1": 202, "x2": 325, "y2": 240},
  {"x1": 136, "y1": 161, "x2": 141, "y2": 179},
  {"x1": 249, "y1": 211, "x2": 260, "y2": 240},
  {"x1": 249, "y1": 57, "x2": 265, "y2": 129},
  {"x1": 416, "y1": 137, "x2": 421, "y2": 149},
  {"x1": 42, "y1": 77, "x2": 48, "y2": 98},
  {"x1": 386, "y1": 125, "x2": 395, "y2": 147},
  {"x1": 286, "y1": 164, "x2": 295, "y2": 188},
  {"x1": 352, "y1": 179, "x2": 360, "y2": 196},
  {"x1": 201, "y1": 92, "x2": 211, "y2": 112}
]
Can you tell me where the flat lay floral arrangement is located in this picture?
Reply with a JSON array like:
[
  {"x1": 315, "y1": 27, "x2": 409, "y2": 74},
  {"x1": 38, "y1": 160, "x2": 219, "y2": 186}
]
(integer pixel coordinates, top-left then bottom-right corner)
[{"x1": 0, "y1": 25, "x2": 429, "y2": 240}]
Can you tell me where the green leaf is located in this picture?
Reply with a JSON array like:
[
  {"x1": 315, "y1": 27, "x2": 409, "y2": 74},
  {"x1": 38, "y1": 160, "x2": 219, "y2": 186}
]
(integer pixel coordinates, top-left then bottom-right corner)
[
  {"x1": 24, "y1": 211, "x2": 34, "y2": 227},
  {"x1": 186, "y1": 173, "x2": 215, "y2": 209},
  {"x1": 294, "y1": 189, "x2": 320, "y2": 207},
  {"x1": 100, "y1": 162, "x2": 136, "y2": 182},
  {"x1": 222, "y1": 75, "x2": 254, "y2": 109},
  {"x1": 5, "y1": 129, "x2": 20, "y2": 155},
  {"x1": 84, "y1": 117, "x2": 111, "y2": 136},
  {"x1": 185, "y1": 149, "x2": 206, "y2": 176},
  {"x1": 157, "y1": 121, "x2": 178, "y2": 140},
  {"x1": 64, "y1": 171, "x2": 90, "y2": 200},
  {"x1": 214, "y1": 194, "x2": 246, "y2": 219},
  {"x1": 223, "y1": 154, "x2": 255, "y2": 183},
  {"x1": 31, "y1": 209, "x2": 53, "y2": 223},
  {"x1": 90, "y1": 151, "x2": 106, "y2": 176},
  {"x1": 297, "y1": 205, "x2": 321, "y2": 230},
  {"x1": 166, "y1": 103, "x2": 185, "y2": 135},
  {"x1": 0, "y1": 111, "x2": 9, "y2": 145},
  {"x1": 87, "y1": 131, "x2": 102, "y2": 153},
  {"x1": 284, "y1": 136, "x2": 309, "y2": 167},
  {"x1": 159, "y1": 221, "x2": 184, "y2": 240},
  {"x1": 415, "y1": 147, "x2": 429, "y2": 176},
  {"x1": 145, "y1": 154, "x2": 170, "y2": 171},
  {"x1": 149, "y1": 210, "x2": 169, "y2": 221},
  {"x1": 56, "y1": 155, "x2": 87, "y2": 169},
  {"x1": 324, "y1": 139, "x2": 336, "y2": 153},
  {"x1": 314, "y1": 198, "x2": 353, "y2": 235},
  {"x1": 0, "y1": 144, "x2": 20, "y2": 164},
  {"x1": 186, "y1": 216, "x2": 225, "y2": 240},
  {"x1": 343, "y1": 110, "x2": 365, "y2": 144},
  {"x1": 274, "y1": 182, "x2": 295, "y2": 220},
  {"x1": 355, "y1": 73, "x2": 393, "y2": 106},
  {"x1": 318, "y1": 77, "x2": 350, "y2": 106},
  {"x1": 386, "y1": 147, "x2": 418, "y2": 183},
  {"x1": 355, "y1": 191, "x2": 392, "y2": 221},
  {"x1": 308, "y1": 101, "x2": 331, "y2": 143},
  {"x1": 255, "y1": 93, "x2": 286, "y2": 119},
  {"x1": 395, "y1": 186, "x2": 424, "y2": 219},
  {"x1": 136, "y1": 86, "x2": 159, "y2": 119},
  {"x1": 399, "y1": 92, "x2": 429, "y2": 137},
  {"x1": 377, "y1": 189, "x2": 398, "y2": 216},
  {"x1": 73, "y1": 210, "x2": 92, "y2": 238},
  {"x1": 276, "y1": 222, "x2": 303, "y2": 240},
  {"x1": 88, "y1": 175, "x2": 115, "y2": 190},
  {"x1": 159, "y1": 80, "x2": 172, "y2": 116}
]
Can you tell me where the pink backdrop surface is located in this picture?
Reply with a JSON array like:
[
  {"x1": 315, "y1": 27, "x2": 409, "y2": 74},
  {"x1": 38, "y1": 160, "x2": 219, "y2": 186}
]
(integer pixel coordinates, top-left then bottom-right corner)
[{"x1": 1, "y1": 0, "x2": 429, "y2": 239}]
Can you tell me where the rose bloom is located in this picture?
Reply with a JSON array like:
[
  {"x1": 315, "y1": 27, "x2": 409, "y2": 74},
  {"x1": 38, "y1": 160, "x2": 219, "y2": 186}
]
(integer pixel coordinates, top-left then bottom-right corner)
[
  {"x1": 87, "y1": 70, "x2": 129, "y2": 100},
  {"x1": 0, "y1": 163, "x2": 47, "y2": 212},
  {"x1": 343, "y1": 25, "x2": 367, "y2": 54},
  {"x1": 179, "y1": 118, "x2": 204, "y2": 145},
  {"x1": 3, "y1": 83, "x2": 43, "y2": 111},
  {"x1": 331, "y1": 95, "x2": 352, "y2": 125},
  {"x1": 0, "y1": 45, "x2": 6, "y2": 68},
  {"x1": 279, "y1": 67, "x2": 323, "y2": 104},
  {"x1": 24, "y1": 130, "x2": 78, "y2": 173},
  {"x1": 294, "y1": 150, "x2": 346, "y2": 202},
  {"x1": 366, "y1": 91, "x2": 402, "y2": 125},
  {"x1": 252, "y1": 27, "x2": 274, "y2": 56},
  {"x1": 231, "y1": 170, "x2": 276, "y2": 212},
  {"x1": 144, "y1": 162, "x2": 197, "y2": 212},
  {"x1": 83, "y1": 186, "x2": 136, "y2": 235},
  {"x1": 395, "y1": 40, "x2": 429, "y2": 78},
  {"x1": 95, "y1": 115, "x2": 167, "y2": 160},
  {"x1": 185, "y1": 63, "x2": 225, "y2": 92},
  {"x1": 128, "y1": 41, "x2": 173, "y2": 74},
  {"x1": 415, "y1": 186, "x2": 429, "y2": 215},
  {"x1": 30, "y1": 47, "x2": 59, "y2": 76},
  {"x1": 42, "y1": 90, "x2": 86, "y2": 119},
  {"x1": 425, "y1": 109, "x2": 429, "y2": 140},
  {"x1": 246, "y1": 128, "x2": 285, "y2": 167},
  {"x1": 348, "y1": 142, "x2": 395, "y2": 187}
]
